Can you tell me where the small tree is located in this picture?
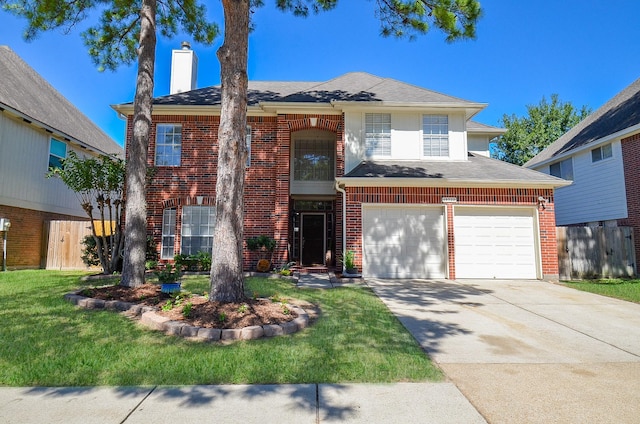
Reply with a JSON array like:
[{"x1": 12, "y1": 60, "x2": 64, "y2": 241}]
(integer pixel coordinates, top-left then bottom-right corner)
[{"x1": 48, "y1": 152, "x2": 125, "y2": 274}]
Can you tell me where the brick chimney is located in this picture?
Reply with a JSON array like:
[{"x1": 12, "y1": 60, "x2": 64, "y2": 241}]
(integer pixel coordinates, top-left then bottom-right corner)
[{"x1": 169, "y1": 41, "x2": 198, "y2": 94}]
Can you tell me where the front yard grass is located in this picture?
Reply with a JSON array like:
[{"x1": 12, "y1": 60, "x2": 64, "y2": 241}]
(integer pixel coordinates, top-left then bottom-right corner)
[
  {"x1": 563, "y1": 278, "x2": 640, "y2": 303},
  {"x1": 0, "y1": 270, "x2": 441, "y2": 386}
]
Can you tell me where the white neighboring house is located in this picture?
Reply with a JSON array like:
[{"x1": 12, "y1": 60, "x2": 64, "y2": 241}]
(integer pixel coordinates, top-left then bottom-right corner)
[
  {"x1": 525, "y1": 77, "x2": 640, "y2": 264},
  {"x1": 0, "y1": 45, "x2": 123, "y2": 269}
]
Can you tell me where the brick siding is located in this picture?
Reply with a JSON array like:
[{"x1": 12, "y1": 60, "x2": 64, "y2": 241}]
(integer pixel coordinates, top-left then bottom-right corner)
[{"x1": 620, "y1": 132, "x2": 640, "y2": 265}]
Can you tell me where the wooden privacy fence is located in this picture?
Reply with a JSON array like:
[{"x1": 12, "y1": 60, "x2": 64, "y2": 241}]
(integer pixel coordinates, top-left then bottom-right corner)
[
  {"x1": 557, "y1": 226, "x2": 636, "y2": 279},
  {"x1": 44, "y1": 220, "x2": 113, "y2": 271}
]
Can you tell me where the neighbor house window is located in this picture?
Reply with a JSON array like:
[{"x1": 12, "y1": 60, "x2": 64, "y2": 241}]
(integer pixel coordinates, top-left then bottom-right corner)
[
  {"x1": 181, "y1": 206, "x2": 215, "y2": 255},
  {"x1": 49, "y1": 138, "x2": 67, "y2": 169},
  {"x1": 549, "y1": 158, "x2": 574, "y2": 180},
  {"x1": 155, "y1": 124, "x2": 182, "y2": 166},
  {"x1": 365, "y1": 113, "x2": 391, "y2": 157},
  {"x1": 591, "y1": 143, "x2": 613, "y2": 162},
  {"x1": 161, "y1": 208, "x2": 176, "y2": 259},
  {"x1": 293, "y1": 139, "x2": 335, "y2": 181},
  {"x1": 422, "y1": 115, "x2": 449, "y2": 157},
  {"x1": 246, "y1": 125, "x2": 251, "y2": 167}
]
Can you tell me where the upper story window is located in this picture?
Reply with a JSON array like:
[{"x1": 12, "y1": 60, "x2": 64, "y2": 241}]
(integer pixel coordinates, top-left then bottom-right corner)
[
  {"x1": 293, "y1": 138, "x2": 335, "y2": 181},
  {"x1": 365, "y1": 113, "x2": 391, "y2": 157},
  {"x1": 549, "y1": 158, "x2": 574, "y2": 180},
  {"x1": 591, "y1": 143, "x2": 612, "y2": 163},
  {"x1": 48, "y1": 138, "x2": 67, "y2": 170},
  {"x1": 155, "y1": 124, "x2": 182, "y2": 166},
  {"x1": 422, "y1": 115, "x2": 449, "y2": 157}
]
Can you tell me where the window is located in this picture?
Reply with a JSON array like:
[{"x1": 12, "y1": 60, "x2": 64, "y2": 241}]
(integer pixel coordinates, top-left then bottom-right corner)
[
  {"x1": 591, "y1": 143, "x2": 613, "y2": 162},
  {"x1": 365, "y1": 113, "x2": 391, "y2": 157},
  {"x1": 181, "y1": 206, "x2": 216, "y2": 255},
  {"x1": 155, "y1": 124, "x2": 182, "y2": 166},
  {"x1": 49, "y1": 138, "x2": 67, "y2": 169},
  {"x1": 549, "y1": 158, "x2": 574, "y2": 180},
  {"x1": 293, "y1": 139, "x2": 335, "y2": 181},
  {"x1": 246, "y1": 125, "x2": 251, "y2": 167},
  {"x1": 422, "y1": 115, "x2": 449, "y2": 157},
  {"x1": 161, "y1": 208, "x2": 176, "y2": 259}
]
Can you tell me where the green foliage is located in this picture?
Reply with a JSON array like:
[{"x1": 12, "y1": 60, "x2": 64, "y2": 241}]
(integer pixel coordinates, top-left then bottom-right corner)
[
  {"x1": 47, "y1": 152, "x2": 125, "y2": 274},
  {"x1": 2, "y1": 0, "x2": 219, "y2": 71},
  {"x1": 565, "y1": 279, "x2": 640, "y2": 304},
  {"x1": 174, "y1": 251, "x2": 211, "y2": 272},
  {"x1": 182, "y1": 301, "x2": 193, "y2": 318},
  {"x1": 237, "y1": 303, "x2": 249, "y2": 314},
  {"x1": 493, "y1": 94, "x2": 591, "y2": 166},
  {"x1": 246, "y1": 235, "x2": 277, "y2": 252},
  {"x1": 274, "y1": 0, "x2": 481, "y2": 41},
  {"x1": 342, "y1": 250, "x2": 356, "y2": 270},
  {"x1": 155, "y1": 264, "x2": 181, "y2": 283}
]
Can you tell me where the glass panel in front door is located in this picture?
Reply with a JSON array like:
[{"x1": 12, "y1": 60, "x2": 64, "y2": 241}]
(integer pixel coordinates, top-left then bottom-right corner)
[{"x1": 301, "y1": 214, "x2": 325, "y2": 266}]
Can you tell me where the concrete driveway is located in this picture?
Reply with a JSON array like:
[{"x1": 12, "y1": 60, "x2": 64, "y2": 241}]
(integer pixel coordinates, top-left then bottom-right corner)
[{"x1": 367, "y1": 278, "x2": 640, "y2": 423}]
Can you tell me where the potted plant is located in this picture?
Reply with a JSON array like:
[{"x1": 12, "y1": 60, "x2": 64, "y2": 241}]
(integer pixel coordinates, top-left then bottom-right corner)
[
  {"x1": 156, "y1": 264, "x2": 182, "y2": 293},
  {"x1": 342, "y1": 250, "x2": 357, "y2": 275},
  {"x1": 246, "y1": 235, "x2": 276, "y2": 272}
]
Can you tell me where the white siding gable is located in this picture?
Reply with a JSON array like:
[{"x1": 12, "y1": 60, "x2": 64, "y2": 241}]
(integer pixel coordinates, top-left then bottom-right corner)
[
  {"x1": 467, "y1": 135, "x2": 491, "y2": 157},
  {"x1": 545, "y1": 140, "x2": 627, "y2": 225},
  {"x1": 0, "y1": 113, "x2": 87, "y2": 217},
  {"x1": 344, "y1": 110, "x2": 468, "y2": 174}
]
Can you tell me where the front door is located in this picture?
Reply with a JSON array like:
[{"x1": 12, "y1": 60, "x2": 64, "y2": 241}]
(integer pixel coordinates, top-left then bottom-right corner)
[{"x1": 301, "y1": 214, "x2": 325, "y2": 266}]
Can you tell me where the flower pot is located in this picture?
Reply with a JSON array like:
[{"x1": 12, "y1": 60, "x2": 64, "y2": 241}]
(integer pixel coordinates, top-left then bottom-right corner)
[{"x1": 161, "y1": 282, "x2": 181, "y2": 294}]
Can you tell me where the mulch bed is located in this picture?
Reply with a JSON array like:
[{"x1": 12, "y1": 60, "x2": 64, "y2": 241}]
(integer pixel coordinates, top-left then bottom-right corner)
[{"x1": 81, "y1": 284, "x2": 299, "y2": 329}]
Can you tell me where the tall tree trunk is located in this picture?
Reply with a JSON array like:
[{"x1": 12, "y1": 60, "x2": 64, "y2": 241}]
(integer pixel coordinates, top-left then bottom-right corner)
[
  {"x1": 209, "y1": 0, "x2": 249, "y2": 302},
  {"x1": 121, "y1": 0, "x2": 156, "y2": 287}
]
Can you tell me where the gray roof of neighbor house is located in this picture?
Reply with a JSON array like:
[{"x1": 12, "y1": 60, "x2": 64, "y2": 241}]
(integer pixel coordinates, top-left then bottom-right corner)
[
  {"x1": 525, "y1": 76, "x2": 640, "y2": 168},
  {"x1": 0, "y1": 46, "x2": 122, "y2": 156},
  {"x1": 341, "y1": 153, "x2": 569, "y2": 188},
  {"x1": 150, "y1": 71, "x2": 483, "y2": 107}
]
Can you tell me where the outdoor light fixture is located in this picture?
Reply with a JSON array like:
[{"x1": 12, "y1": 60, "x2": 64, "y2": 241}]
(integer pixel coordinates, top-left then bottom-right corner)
[{"x1": 0, "y1": 218, "x2": 10, "y2": 272}]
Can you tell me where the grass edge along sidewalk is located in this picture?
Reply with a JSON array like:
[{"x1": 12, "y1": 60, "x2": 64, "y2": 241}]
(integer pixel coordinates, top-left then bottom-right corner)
[{"x1": 0, "y1": 270, "x2": 441, "y2": 386}]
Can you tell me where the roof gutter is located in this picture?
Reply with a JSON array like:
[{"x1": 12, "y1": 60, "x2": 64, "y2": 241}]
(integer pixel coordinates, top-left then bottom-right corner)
[{"x1": 334, "y1": 176, "x2": 571, "y2": 189}]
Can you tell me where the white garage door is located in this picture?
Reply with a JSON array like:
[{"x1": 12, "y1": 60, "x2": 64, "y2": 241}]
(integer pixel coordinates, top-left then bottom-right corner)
[
  {"x1": 454, "y1": 208, "x2": 538, "y2": 279},
  {"x1": 363, "y1": 205, "x2": 446, "y2": 279}
]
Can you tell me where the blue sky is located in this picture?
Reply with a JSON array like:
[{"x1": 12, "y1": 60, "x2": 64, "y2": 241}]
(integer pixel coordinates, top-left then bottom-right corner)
[{"x1": 2, "y1": 0, "x2": 640, "y2": 147}]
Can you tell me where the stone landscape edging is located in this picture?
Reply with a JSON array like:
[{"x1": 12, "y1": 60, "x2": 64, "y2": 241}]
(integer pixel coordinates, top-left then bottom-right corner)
[{"x1": 63, "y1": 292, "x2": 309, "y2": 342}]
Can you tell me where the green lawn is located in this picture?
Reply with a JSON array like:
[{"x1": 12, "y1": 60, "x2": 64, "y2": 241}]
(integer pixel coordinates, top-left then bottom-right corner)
[
  {"x1": 0, "y1": 270, "x2": 441, "y2": 386},
  {"x1": 564, "y1": 279, "x2": 640, "y2": 303}
]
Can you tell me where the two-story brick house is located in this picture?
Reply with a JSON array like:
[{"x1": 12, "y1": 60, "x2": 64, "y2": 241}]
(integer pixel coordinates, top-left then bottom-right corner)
[{"x1": 113, "y1": 47, "x2": 568, "y2": 280}]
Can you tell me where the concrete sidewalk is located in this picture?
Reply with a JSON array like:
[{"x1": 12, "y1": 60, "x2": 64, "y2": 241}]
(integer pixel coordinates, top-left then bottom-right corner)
[{"x1": 0, "y1": 383, "x2": 486, "y2": 423}]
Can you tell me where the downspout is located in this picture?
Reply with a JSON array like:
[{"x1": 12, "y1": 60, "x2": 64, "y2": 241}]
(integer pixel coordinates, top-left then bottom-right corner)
[{"x1": 335, "y1": 180, "x2": 347, "y2": 273}]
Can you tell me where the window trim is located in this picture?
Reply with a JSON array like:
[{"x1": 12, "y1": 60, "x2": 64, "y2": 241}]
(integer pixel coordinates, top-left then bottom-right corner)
[
  {"x1": 246, "y1": 125, "x2": 251, "y2": 168},
  {"x1": 364, "y1": 113, "x2": 392, "y2": 158},
  {"x1": 154, "y1": 123, "x2": 182, "y2": 167},
  {"x1": 422, "y1": 114, "x2": 449, "y2": 158}
]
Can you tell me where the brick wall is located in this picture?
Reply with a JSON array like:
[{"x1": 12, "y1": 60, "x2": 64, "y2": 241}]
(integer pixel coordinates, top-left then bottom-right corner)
[
  {"x1": 620, "y1": 132, "x2": 640, "y2": 265},
  {"x1": 344, "y1": 186, "x2": 558, "y2": 279},
  {"x1": 0, "y1": 204, "x2": 87, "y2": 269},
  {"x1": 135, "y1": 113, "x2": 344, "y2": 270}
]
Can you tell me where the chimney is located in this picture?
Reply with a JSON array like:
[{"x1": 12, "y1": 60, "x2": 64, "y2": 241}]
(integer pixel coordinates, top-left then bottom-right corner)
[{"x1": 169, "y1": 41, "x2": 198, "y2": 94}]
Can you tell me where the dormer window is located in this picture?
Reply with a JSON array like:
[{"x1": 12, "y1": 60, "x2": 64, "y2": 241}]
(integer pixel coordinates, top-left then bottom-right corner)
[
  {"x1": 422, "y1": 115, "x2": 449, "y2": 157},
  {"x1": 365, "y1": 113, "x2": 391, "y2": 157}
]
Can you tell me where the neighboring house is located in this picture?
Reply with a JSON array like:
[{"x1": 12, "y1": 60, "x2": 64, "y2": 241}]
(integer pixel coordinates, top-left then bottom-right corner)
[
  {"x1": 525, "y1": 77, "x2": 640, "y2": 266},
  {"x1": 0, "y1": 46, "x2": 123, "y2": 269},
  {"x1": 112, "y1": 45, "x2": 568, "y2": 280}
]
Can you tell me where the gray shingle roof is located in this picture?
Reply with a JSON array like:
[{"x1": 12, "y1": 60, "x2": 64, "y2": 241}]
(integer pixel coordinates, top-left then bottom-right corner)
[
  {"x1": 151, "y1": 72, "x2": 480, "y2": 106},
  {"x1": 526, "y1": 77, "x2": 640, "y2": 167},
  {"x1": 0, "y1": 46, "x2": 122, "y2": 156},
  {"x1": 343, "y1": 153, "x2": 567, "y2": 187}
]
